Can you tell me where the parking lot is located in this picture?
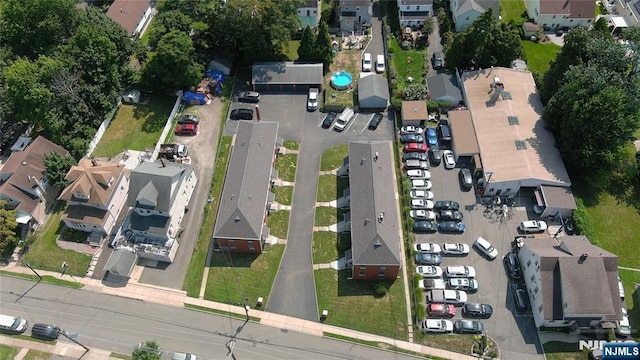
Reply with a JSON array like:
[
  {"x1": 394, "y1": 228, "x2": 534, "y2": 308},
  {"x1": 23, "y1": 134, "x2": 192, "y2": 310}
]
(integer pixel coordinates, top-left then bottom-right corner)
[{"x1": 411, "y1": 159, "x2": 543, "y2": 359}]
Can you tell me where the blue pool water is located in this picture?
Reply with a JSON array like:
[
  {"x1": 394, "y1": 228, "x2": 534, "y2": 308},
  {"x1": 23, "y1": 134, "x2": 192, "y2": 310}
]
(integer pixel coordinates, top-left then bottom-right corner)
[{"x1": 331, "y1": 72, "x2": 353, "y2": 90}]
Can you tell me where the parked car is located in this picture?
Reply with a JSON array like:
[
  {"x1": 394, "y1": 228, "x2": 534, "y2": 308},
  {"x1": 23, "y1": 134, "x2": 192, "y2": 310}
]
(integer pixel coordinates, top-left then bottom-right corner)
[
  {"x1": 410, "y1": 190, "x2": 434, "y2": 200},
  {"x1": 418, "y1": 279, "x2": 446, "y2": 290},
  {"x1": 333, "y1": 107, "x2": 355, "y2": 132},
  {"x1": 414, "y1": 243, "x2": 441, "y2": 254},
  {"x1": 503, "y1": 253, "x2": 522, "y2": 279},
  {"x1": 437, "y1": 210, "x2": 463, "y2": 222},
  {"x1": 0, "y1": 314, "x2": 28, "y2": 334},
  {"x1": 448, "y1": 278, "x2": 479, "y2": 292},
  {"x1": 411, "y1": 179, "x2": 433, "y2": 190},
  {"x1": 31, "y1": 323, "x2": 61, "y2": 340},
  {"x1": 429, "y1": 147, "x2": 442, "y2": 166},
  {"x1": 410, "y1": 199, "x2": 435, "y2": 210},
  {"x1": 425, "y1": 127, "x2": 438, "y2": 147},
  {"x1": 458, "y1": 168, "x2": 473, "y2": 190},
  {"x1": 400, "y1": 133, "x2": 425, "y2": 144},
  {"x1": 238, "y1": 91, "x2": 260, "y2": 103},
  {"x1": 175, "y1": 123, "x2": 198, "y2": 135},
  {"x1": 403, "y1": 142, "x2": 428, "y2": 153},
  {"x1": 368, "y1": 112, "x2": 383, "y2": 130},
  {"x1": 462, "y1": 303, "x2": 493, "y2": 319},
  {"x1": 511, "y1": 284, "x2": 530, "y2": 313},
  {"x1": 432, "y1": 52, "x2": 444, "y2": 69},
  {"x1": 415, "y1": 253, "x2": 442, "y2": 265},
  {"x1": 420, "y1": 319, "x2": 453, "y2": 334},
  {"x1": 362, "y1": 52, "x2": 372, "y2": 72},
  {"x1": 453, "y1": 320, "x2": 484, "y2": 334},
  {"x1": 403, "y1": 152, "x2": 427, "y2": 161},
  {"x1": 410, "y1": 210, "x2": 437, "y2": 220},
  {"x1": 441, "y1": 243, "x2": 469, "y2": 255},
  {"x1": 439, "y1": 221, "x2": 466, "y2": 233},
  {"x1": 400, "y1": 125, "x2": 424, "y2": 135},
  {"x1": 446, "y1": 265, "x2": 476, "y2": 278},
  {"x1": 230, "y1": 108, "x2": 254, "y2": 120},
  {"x1": 307, "y1": 88, "x2": 319, "y2": 111},
  {"x1": 413, "y1": 220, "x2": 438, "y2": 233},
  {"x1": 426, "y1": 289, "x2": 467, "y2": 305},
  {"x1": 173, "y1": 352, "x2": 197, "y2": 360},
  {"x1": 375, "y1": 54, "x2": 386, "y2": 73},
  {"x1": 617, "y1": 307, "x2": 631, "y2": 336},
  {"x1": 321, "y1": 112, "x2": 337, "y2": 129},
  {"x1": 405, "y1": 159, "x2": 429, "y2": 170},
  {"x1": 434, "y1": 201, "x2": 460, "y2": 211},
  {"x1": 438, "y1": 122, "x2": 452, "y2": 142},
  {"x1": 427, "y1": 303, "x2": 456, "y2": 317},
  {"x1": 177, "y1": 114, "x2": 199, "y2": 124},
  {"x1": 443, "y1": 150, "x2": 456, "y2": 169},
  {"x1": 416, "y1": 265, "x2": 443, "y2": 278},
  {"x1": 407, "y1": 169, "x2": 431, "y2": 179},
  {"x1": 474, "y1": 237, "x2": 498, "y2": 260},
  {"x1": 518, "y1": 220, "x2": 548, "y2": 233}
]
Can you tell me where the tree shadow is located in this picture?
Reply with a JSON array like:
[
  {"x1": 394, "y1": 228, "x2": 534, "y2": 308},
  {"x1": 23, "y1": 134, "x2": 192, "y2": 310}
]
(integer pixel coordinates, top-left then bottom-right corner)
[
  {"x1": 209, "y1": 251, "x2": 258, "y2": 268},
  {"x1": 336, "y1": 269, "x2": 395, "y2": 297}
]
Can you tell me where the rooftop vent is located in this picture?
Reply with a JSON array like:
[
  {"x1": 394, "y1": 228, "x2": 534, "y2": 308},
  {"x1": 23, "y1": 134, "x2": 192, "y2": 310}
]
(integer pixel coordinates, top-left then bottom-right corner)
[
  {"x1": 234, "y1": 216, "x2": 241, "y2": 223},
  {"x1": 374, "y1": 152, "x2": 379, "y2": 161},
  {"x1": 515, "y1": 140, "x2": 527, "y2": 150},
  {"x1": 508, "y1": 116, "x2": 519, "y2": 125},
  {"x1": 373, "y1": 239, "x2": 382, "y2": 248},
  {"x1": 378, "y1": 212, "x2": 384, "y2": 223},
  {"x1": 361, "y1": 157, "x2": 366, "y2": 165},
  {"x1": 579, "y1": 253, "x2": 588, "y2": 263}
]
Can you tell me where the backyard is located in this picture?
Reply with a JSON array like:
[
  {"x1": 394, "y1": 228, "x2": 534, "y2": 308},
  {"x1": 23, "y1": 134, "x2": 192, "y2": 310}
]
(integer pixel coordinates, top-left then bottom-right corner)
[
  {"x1": 499, "y1": 0, "x2": 527, "y2": 24},
  {"x1": 92, "y1": 95, "x2": 175, "y2": 158},
  {"x1": 320, "y1": 144, "x2": 348, "y2": 171},
  {"x1": 312, "y1": 231, "x2": 350, "y2": 264},
  {"x1": 324, "y1": 49, "x2": 361, "y2": 109},
  {"x1": 522, "y1": 40, "x2": 561, "y2": 73},
  {"x1": 387, "y1": 38, "x2": 426, "y2": 92}
]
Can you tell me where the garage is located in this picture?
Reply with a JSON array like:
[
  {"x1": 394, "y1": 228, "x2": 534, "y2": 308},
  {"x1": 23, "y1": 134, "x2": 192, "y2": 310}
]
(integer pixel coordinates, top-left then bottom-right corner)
[
  {"x1": 449, "y1": 110, "x2": 479, "y2": 168},
  {"x1": 252, "y1": 62, "x2": 323, "y2": 93},
  {"x1": 358, "y1": 74, "x2": 389, "y2": 110}
]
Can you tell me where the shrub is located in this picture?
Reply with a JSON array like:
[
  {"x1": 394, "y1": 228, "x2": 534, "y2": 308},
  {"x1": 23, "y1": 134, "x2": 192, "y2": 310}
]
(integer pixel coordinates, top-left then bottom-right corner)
[
  {"x1": 375, "y1": 282, "x2": 389, "y2": 296},
  {"x1": 415, "y1": 303, "x2": 426, "y2": 321},
  {"x1": 401, "y1": 40, "x2": 412, "y2": 50},
  {"x1": 403, "y1": 83, "x2": 428, "y2": 100}
]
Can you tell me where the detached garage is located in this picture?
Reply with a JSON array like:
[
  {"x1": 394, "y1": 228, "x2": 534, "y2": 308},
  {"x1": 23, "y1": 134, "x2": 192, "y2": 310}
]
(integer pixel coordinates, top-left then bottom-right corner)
[
  {"x1": 252, "y1": 62, "x2": 323, "y2": 93},
  {"x1": 358, "y1": 74, "x2": 389, "y2": 110}
]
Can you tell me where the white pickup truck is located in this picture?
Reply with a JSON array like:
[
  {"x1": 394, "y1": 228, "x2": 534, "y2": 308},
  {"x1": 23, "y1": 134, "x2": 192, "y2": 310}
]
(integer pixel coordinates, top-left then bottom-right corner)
[{"x1": 307, "y1": 88, "x2": 319, "y2": 111}]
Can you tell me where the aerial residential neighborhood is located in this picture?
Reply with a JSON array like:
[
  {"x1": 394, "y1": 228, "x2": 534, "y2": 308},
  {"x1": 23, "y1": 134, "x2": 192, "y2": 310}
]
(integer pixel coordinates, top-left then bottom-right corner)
[{"x1": 0, "y1": 0, "x2": 638, "y2": 359}]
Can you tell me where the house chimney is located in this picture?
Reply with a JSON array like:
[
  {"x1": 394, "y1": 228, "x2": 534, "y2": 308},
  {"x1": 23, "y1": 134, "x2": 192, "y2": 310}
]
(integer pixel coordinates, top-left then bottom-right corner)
[
  {"x1": 378, "y1": 212, "x2": 384, "y2": 223},
  {"x1": 361, "y1": 157, "x2": 366, "y2": 165},
  {"x1": 374, "y1": 152, "x2": 379, "y2": 161},
  {"x1": 579, "y1": 253, "x2": 588, "y2": 263},
  {"x1": 92, "y1": 158, "x2": 99, "y2": 167}
]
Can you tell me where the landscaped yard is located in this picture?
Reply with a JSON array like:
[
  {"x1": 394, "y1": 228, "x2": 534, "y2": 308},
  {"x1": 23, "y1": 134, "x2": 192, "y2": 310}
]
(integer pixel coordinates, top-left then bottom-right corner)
[
  {"x1": 267, "y1": 210, "x2": 290, "y2": 239},
  {"x1": 0, "y1": 344, "x2": 19, "y2": 360},
  {"x1": 23, "y1": 202, "x2": 92, "y2": 277},
  {"x1": 282, "y1": 40, "x2": 300, "y2": 61},
  {"x1": 320, "y1": 144, "x2": 348, "y2": 171},
  {"x1": 387, "y1": 38, "x2": 426, "y2": 91},
  {"x1": 324, "y1": 49, "x2": 361, "y2": 109},
  {"x1": 204, "y1": 244, "x2": 285, "y2": 307},
  {"x1": 314, "y1": 269, "x2": 408, "y2": 339},
  {"x1": 283, "y1": 140, "x2": 299, "y2": 150},
  {"x1": 522, "y1": 40, "x2": 561, "y2": 73},
  {"x1": 312, "y1": 231, "x2": 339, "y2": 264},
  {"x1": 275, "y1": 154, "x2": 298, "y2": 182},
  {"x1": 22, "y1": 349, "x2": 51, "y2": 360},
  {"x1": 273, "y1": 186, "x2": 293, "y2": 206},
  {"x1": 499, "y1": 0, "x2": 527, "y2": 24},
  {"x1": 417, "y1": 334, "x2": 477, "y2": 357},
  {"x1": 315, "y1": 206, "x2": 340, "y2": 226},
  {"x1": 92, "y1": 95, "x2": 175, "y2": 157},
  {"x1": 542, "y1": 342, "x2": 587, "y2": 360}
]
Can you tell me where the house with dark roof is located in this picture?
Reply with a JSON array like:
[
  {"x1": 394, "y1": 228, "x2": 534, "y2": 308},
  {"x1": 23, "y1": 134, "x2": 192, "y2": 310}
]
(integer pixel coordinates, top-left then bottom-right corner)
[
  {"x1": 106, "y1": 0, "x2": 153, "y2": 38},
  {"x1": 358, "y1": 74, "x2": 390, "y2": 109},
  {"x1": 427, "y1": 73, "x2": 463, "y2": 105},
  {"x1": 397, "y1": 0, "x2": 434, "y2": 27},
  {"x1": 298, "y1": 0, "x2": 321, "y2": 28},
  {"x1": 213, "y1": 121, "x2": 279, "y2": 254},
  {"x1": 517, "y1": 236, "x2": 622, "y2": 332},
  {"x1": 124, "y1": 160, "x2": 197, "y2": 263},
  {"x1": 0, "y1": 136, "x2": 69, "y2": 235},
  {"x1": 346, "y1": 141, "x2": 402, "y2": 280},
  {"x1": 524, "y1": 0, "x2": 595, "y2": 30},
  {"x1": 450, "y1": 0, "x2": 499, "y2": 32},
  {"x1": 59, "y1": 159, "x2": 130, "y2": 241},
  {"x1": 533, "y1": 185, "x2": 577, "y2": 221},
  {"x1": 339, "y1": 0, "x2": 373, "y2": 32},
  {"x1": 252, "y1": 62, "x2": 323, "y2": 93}
]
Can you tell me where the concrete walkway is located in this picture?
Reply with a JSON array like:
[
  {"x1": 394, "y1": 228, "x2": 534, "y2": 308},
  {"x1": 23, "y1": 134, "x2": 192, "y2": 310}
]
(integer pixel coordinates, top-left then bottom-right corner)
[{"x1": 0, "y1": 262, "x2": 479, "y2": 360}]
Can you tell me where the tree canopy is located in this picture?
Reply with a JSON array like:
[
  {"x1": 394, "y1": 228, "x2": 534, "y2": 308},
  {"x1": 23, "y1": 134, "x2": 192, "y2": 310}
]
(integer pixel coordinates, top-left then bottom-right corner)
[
  {"x1": 132, "y1": 340, "x2": 161, "y2": 360},
  {"x1": 297, "y1": 26, "x2": 316, "y2": 61},
  {"x1": 0, "y1": 200, "x2": 18, "y2": 259},
  {"x1": 44, "y1": 152, "x2": 77, "y2": 190}
]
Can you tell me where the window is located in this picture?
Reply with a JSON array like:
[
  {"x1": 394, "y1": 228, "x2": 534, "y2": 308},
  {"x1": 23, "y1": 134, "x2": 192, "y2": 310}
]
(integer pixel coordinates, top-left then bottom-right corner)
[
  {"x1": 534, "y1": 287, "x2": 539, "y2": 294},
  {"x1": 538, "y1": 304, "x2": 543, "y2": 313},
  {"x1": 552, "y1": 15, "x2": 556, "y2": 19},
  {"x1": 530, "y1": 274, "x2": 535, "y2": 282},
  {"x1": 508, "y1": 116, "x2": 519, "y2": 125},
  {"x1": 416, "y1": 6, "x2": 420, "y2": 10},
  {"x1": 307, "y1": 10, "x2": 310, "y2": 16},
  {"x1": 248, "y1": 241, "x2": 255, "y2": 251},
  {"x1": 359, "y1": 271, "x2": 365, "y2": 277},
  {"x1": 515, "y1": 141, "x2": 527, "y2": 150},
  {"x1": 360, "y1": 265, "x2": 367, "y2": 270},
  {"x1": 527, "y1": 259, "x2": 531, "y2": 268}
]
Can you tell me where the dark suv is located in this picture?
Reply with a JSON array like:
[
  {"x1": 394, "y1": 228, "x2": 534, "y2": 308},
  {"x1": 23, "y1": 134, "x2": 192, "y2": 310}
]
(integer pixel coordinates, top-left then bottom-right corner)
[
  {"x1": 368, "y1": 113, "x2": 383, "y2": 130},
  {"x1": 504, "y1": 253, "x2": 522, "y2": 279},
  {"x1": 230, "y1": 108, "x2": 254, "y2": 120},
  {"x1": 322, "y1": 112, "x2": 337, "y2": 129},
  {"x1": 511, "y1": 284, "x2": 529, "y2": 313},
  {"x1": 458, "y1": 168, "x2": 473, "y2": 191},
  {"x1": 31, "y1": 323, "x2": 61, "y2": 340},
  {"x1": 238, "y1": 91, "x2": 260, "y2": 103},
  {"x1": 177, "y1": 114, "x2": 199, "y2": 124}
]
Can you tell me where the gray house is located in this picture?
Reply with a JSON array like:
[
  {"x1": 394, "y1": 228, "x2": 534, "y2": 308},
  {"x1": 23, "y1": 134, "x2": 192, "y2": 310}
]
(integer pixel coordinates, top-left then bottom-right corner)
[
  {"x1": 347, "y1": 141, "x2": 402, "y2": 280},
  {"x1": 427, "y1": 73, "x2": 462, "y2": 105},
  {"x1": 252, "y1": 62, "x2": 323, "y2": 93},
  {"x1": 339, "y1": 0, "x2": 373, "y2": 32},
  {"x1": 213, "y1": 121, "x2": 279, "y2": 254},
  {"x1": 358, "y1": 74, "x2": 389, "y2": 109},
  {"x1": 450, "y1": 0, "x2": 499, "y2": 32},
  {"x1": 125, "y1": 160, "x2": 197, "y2": 264}
]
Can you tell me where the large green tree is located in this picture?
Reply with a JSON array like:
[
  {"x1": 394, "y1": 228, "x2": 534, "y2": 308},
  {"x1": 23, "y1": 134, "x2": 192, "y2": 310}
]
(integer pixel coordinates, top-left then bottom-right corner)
[
  {"x1": 43, "y1": 152, "x2": 77, "y2": 190},
  {"x1": 314, "y1": 20, "x2": 333, "y2": 72},
  {"x1": 132, "y1": 340, "x2": 161, "y2": 360},
  {"x1": 0, "y1": 201, "x2": 18, "y2": 258},
  {"x1": 297, "y1": 26, "x2": 316, "y2": 61}
]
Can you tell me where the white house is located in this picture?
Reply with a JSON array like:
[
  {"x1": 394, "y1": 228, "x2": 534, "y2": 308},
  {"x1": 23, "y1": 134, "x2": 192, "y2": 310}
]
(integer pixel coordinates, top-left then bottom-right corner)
[
  {"x1": 615, "y1": 0, "x2": 640, "y2": 26},
  {"x1": 298, "y1": 0, "x2": 321, "y2": 28},
  {"x1": 339, "y1": 0, "x2": 372, "y2": 32},
  {"x1": 106, "y1": 0, "x2": 153, "y2": 38},
  {"x1": 397, "y1": 0, "x2": 434, "y2": 27},
  {"x1": 524, "y1": 0, "x2": 595, "y2": 30},
  {"x1": 450, "y1": 0, "x2": 499, "y2": 32}
]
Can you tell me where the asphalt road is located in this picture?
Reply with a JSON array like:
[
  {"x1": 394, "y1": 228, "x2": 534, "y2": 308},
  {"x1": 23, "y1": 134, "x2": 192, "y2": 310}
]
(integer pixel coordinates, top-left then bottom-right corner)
[{"x1": 0, "y1": 275, "x2": 422, "y2": 360}]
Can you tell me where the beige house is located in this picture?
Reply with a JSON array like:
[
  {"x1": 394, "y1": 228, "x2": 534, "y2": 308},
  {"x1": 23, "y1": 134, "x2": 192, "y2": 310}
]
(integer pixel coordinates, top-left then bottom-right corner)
[{"x1": 401, "y1": 101, "x2": 428, "y2": 127}]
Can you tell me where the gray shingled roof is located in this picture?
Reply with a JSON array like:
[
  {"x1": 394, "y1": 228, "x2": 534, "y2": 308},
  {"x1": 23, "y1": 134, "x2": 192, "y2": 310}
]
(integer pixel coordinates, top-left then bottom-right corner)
[
  {"x1": 103, "y1": 249, "x2": 137, "y2": 277},
  {"x1": 358, "y1": 75, "x2": 390, "y2": 108},
  {"x1": 214, "y1": 121, "x2": 279, "y2": 241},
  {"x1": 453, "y1": 0, "x2": 499, "y2": 21},
  {"x1": 252, "y1": 62, "x2": 323, "y2": 85},
  {"x1": 128, "y1": 212, "x2": 170, "y2": 233},
  {"x1": 540, "y1": 185, "x2": 577, "y2": 210},
  {"x1": 126, "y1": 160, "x2": 194, "y2": 212},
  {"x1": 348, "y1": 141, "x2": 402, "y2": 266},
  {"x1": 426, "y1": 74, "x2": 462, "y2": 103}
]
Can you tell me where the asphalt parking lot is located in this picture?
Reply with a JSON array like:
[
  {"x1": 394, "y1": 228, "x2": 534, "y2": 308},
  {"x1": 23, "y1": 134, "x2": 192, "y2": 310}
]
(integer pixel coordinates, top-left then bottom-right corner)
[{"x1": 412, "y1": 160, "x2": 543, "y2": 359}]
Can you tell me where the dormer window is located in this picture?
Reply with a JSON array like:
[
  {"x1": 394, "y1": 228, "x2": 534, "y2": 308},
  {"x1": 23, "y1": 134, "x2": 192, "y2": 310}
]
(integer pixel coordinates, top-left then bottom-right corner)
[{"x1": 73, "y1": 191, "x2": 90, "y2": 200}]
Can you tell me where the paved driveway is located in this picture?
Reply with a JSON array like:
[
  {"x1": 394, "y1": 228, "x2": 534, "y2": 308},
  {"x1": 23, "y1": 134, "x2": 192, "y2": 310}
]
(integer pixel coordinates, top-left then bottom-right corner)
[
  {"x1": 412, "y1": 163, "x2": 544, "y2": 359},
  {"x1": 427, "y1": 16, "x2": 444, "y2": 76},
  {"x1": 139, "y1": 98, "x2": 224, "y2": 288}
]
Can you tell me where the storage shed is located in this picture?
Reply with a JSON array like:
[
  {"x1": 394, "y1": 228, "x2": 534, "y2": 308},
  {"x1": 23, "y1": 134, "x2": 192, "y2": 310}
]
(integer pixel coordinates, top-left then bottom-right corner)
[
  {"x1": 252, "y1": 62, "x2": 323, "y2": 93},
  {"x1": 358, "y1": 74, "x2": 389, "y2": 109}
]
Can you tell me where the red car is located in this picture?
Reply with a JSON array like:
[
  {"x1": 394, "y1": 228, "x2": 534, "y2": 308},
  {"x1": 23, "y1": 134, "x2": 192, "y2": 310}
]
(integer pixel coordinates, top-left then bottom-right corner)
[
  {"x1": 175, "y1": 123, "x2": 198, "y2": 135},
  {"x1": 427, "y1": 303, "x2": 456, "y2": 317},
  {"x1": 404, "y1": 142, "x2": 428, "y2": 153}
]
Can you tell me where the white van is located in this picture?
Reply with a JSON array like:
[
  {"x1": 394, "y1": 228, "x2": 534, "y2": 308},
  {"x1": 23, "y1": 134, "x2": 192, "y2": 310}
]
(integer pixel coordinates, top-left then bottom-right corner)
[
  {"x1": 362, "y1": 53, "x2": 372, "y2": 72},
  {"x1": 0, "y1": 314, "x2": 28, "y2": 334},
  {"x1": 375, "y1": 54, "x2": 385, "y2": 73},
  {"x1": 333, "y1": 107, "x2": 355, "y2": 132}
]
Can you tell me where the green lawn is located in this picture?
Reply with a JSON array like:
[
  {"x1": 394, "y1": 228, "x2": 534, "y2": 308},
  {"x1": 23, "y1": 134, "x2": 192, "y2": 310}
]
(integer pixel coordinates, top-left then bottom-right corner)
[
  {"x1": 273, "y1": 186, "x2": 293, "y2": 205},
  {"x1": 23, "y1": 202, "x2": 91, "y2": 277},
  {"x1": 315, "y1": 206, "x2": 339, "y2": 226},
  {"x1": 499, "y1": 0, "x2": 527, "y2": 24},
  {"x1": 92, "y1": 95, "x2": 175, "y2": 157},
  {"x1": 267, "y1": 210, "x2": 290, "y2": 239},
  {"x1": 0, "y1": 270, "x2": 83, "y2": 288},
  {"x1": 283, "y1": 140, "x2": 299, "y2": 150},
  {"x1": 282, "y1": 40, "x2": 300, "y2": 61},
  {"x1": 320, "y1": 144, "x2": 348, "y2": 171},
  {"x1": 204, "y1": 244, "x2": 285, "y2": 307},
  {"x1": 109, "y1": 353, "x2": 132, "y2": 360},
  {"x1": 317, "y1": 175, "x2": 338, "y2": 202},
  {"x1": 23, "y1": 349, "x2": 51, "y2": 360},
  {"x1": 275, "y1": 154, "x2": 298, "y2": 182},
  {"x1": 312, "y1": 231, "x2": 340, "y2": 264},
  {"x1": 416, "y1": 334, "x2": 477, "y2": 356},
  {"x1": 543, "y1": 342, "x2": 588, "y2": 360},
  {"x1": 522, "y1": 40, "x2": 561, "y2": 73},
  {"x1": 183, "y1": 136, "x2": 233, "y2": 297},
  {"x1": 387, "y1": 38, "x2": 426, "y2": 91},
  {"x1": 0, "y1": 344, "x2": 20, "y2": 360},
  {"x1": 314, "y1": 269, "x2": 408, "y2": 339}
]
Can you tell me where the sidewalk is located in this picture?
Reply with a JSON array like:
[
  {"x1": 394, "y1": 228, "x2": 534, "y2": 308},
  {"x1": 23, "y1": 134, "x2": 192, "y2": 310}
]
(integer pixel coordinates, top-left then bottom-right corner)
[{"x1": 1, "y1": 262, "x2": 478, "y2": 360}]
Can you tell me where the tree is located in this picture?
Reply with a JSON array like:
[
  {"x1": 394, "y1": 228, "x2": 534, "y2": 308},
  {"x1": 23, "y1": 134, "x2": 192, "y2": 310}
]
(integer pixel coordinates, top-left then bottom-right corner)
[
  {"x1": 421, "y1": 18, "x2": 435, "y2": 37},
  {"x1": 132, "y1": 340, "x2": 161, "y2": 360},
  {"x1": 297, "y1": 26, "x2": 316, "y2": 61},
  {"x1": 403, "y1": 83, "x2": 428, "y2": 100},
  {"x1": 314, "y1": 20, "x2": 334, "y2": 72},
  {"x1": 147, "y1": 10, "x2": 194, "y2": 49},
  {"x1": 592, "y1": 16, "x2": 613, "y2": 41},
  {"x1": 43, "y1": 152, "x2": 77, "y2": 190},
  {"x1": 0, "y1": 201, "x2": 18, "y2": 259}
]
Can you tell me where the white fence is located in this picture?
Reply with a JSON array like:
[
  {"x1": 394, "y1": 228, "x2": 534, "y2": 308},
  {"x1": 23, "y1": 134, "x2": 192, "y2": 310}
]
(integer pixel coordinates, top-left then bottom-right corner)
[
  {"x1": 85, "y1": 99, "x2": 121, "y2": 158},
  {"x1": 151, "y1": 90, "x2": 184, "y2": 161}
]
